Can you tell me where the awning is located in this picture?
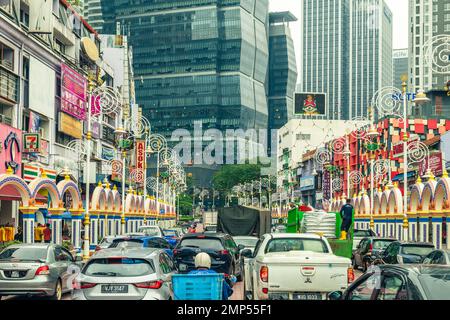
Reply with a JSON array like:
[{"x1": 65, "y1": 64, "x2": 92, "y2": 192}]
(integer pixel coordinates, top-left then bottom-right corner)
[{"x1": 392, "y1": 171, "x2": 415, "y2": 182}]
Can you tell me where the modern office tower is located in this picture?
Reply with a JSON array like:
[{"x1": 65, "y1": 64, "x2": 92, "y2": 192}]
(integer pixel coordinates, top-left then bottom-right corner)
[
  {"x1": 408, "y1": 0, "x2": 450, "y2": 93},
  {"x1": 268, "y1": 12, "x2": 298, "y2": 132},
  {"x1": 299, "y1": 0, "x2": 393, "y2": 120},
  {"x1": 100, "y1": 0, "x2": 270, "y2": 185},
  {"x1": 83, "y1": 0, "x2": 104, "y2": 32},
  {"x1": 393, "y1": 49, "x2": 409, "y2": 90}
]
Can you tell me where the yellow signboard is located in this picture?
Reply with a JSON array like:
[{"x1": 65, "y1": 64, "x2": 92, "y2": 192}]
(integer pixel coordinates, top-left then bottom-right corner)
[{"x1": 58, "y1": 112, "x2": 82, "y2": 139}]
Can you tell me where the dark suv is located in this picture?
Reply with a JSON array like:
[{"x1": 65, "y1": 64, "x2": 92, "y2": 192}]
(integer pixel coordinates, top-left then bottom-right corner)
[
  {"x1": 173, "y1": 233, "x2": 244, "y2": 279},
  {"x1": 352, "y1": 237, "x2": 396, "y2": 271}
]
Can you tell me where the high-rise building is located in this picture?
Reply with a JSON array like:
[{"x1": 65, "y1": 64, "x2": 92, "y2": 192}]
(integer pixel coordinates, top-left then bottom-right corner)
[
  {"x1": 83, "y1": 0, "x2": 104, "y2": 32},
  {"x1": 100, "y1": 0, "x2": 270, "y2": 185},
  {"x1": 393, "y1": 49, "x2": 409, "y2": 90},
  {"x1": 299, "y1": 0, "x2": 393, "y2": 120},
  {"x1": 408, "y1": 0, "x2": 450, "y2": 93},
  {"x1": 268, "y1": 12, "x2": 298, "y2": 132}
]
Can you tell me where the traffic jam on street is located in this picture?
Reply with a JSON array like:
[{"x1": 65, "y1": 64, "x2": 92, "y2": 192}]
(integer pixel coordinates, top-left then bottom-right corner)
[{"x1": 1, "y1": 0, "x2": 450, "y2": 306}]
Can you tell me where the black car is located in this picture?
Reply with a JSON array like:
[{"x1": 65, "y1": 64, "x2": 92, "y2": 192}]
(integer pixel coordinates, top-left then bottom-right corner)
[
  {"x1": 328, "y1": 265, "x2": 450, "y2": 300},
  {"x1": 352, "y1": 237, "x2": 396, "y2": 271},
  {"x1": 374, "y1": 241, "x2": 435, "y2": 265},
  {"x1": 173, "y1": 233, "x2": 244, "y2": 279}
]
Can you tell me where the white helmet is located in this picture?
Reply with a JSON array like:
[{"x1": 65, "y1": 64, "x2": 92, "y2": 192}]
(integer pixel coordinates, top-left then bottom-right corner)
[{"x1": 194, "y1": 252, "x2": 211, "y2": 269}]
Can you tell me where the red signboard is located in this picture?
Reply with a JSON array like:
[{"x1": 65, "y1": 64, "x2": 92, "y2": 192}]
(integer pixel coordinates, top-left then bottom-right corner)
[
  {"x1": 135, "y1": 140, "x2": 145, "y2": 184},
  {"x1": 61, "y1": 63, "x2": 87, "y2": 120},
  {"x1": 419, "y1": 152, "x2": 443, "y2": 177}
]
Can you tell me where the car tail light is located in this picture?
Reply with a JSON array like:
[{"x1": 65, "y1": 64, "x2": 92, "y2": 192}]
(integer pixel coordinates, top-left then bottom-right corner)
[
  {"x1": 35, "y1": 265, "x2": 50, "y2": 276},
  {"x1": 219, "y1": 250, "x2": 229, "y2": 255},
  {"x1": 95, "y1": 245, "x2": 101, "y2": 251},
  {"x1": 134, "y1": 280, "x2": 163, "y2": 289},
  {"x1": 347, "y1": 267, "x2": 355, "y2": 284},
  {"x1": 197, "y1": 235, "x2": 206, "y2": 239},
  {"x1": 260, "y1": 266, "x2": 268, "y2": 282},
  {"x1": 80, "y1": 282, "x2": 97, "y2": 289},
  {"x1": 173, "y1": 249, "x2": 178, "y2": 255},
  {"x1": 262, "y1": 288, "x2": 268, "y2": 294},
  {"x1": 369, "y1": 243, "x2": 373, "y2": 252}
]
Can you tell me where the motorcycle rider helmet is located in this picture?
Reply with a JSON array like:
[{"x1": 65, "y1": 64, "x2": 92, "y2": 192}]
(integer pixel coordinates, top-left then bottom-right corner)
[{"x1": 194, "y1": 252, "x2": 211, "y2": 269}]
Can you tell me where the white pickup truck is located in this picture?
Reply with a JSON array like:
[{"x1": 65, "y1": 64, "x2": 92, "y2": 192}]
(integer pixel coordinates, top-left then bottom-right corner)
[{"x1": 241, "y1": 233, "x2": 353, "y2": 300}]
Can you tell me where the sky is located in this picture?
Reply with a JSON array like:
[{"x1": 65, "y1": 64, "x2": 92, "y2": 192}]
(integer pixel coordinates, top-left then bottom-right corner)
[{"x1": 269, "y1": 0, "x2": 409, "y2": 78}]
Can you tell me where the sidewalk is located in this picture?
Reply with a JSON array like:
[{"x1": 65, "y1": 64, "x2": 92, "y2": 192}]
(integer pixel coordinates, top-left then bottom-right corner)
[{"x1": 229, "y1": 281, "x2": 244, "y2": 300}]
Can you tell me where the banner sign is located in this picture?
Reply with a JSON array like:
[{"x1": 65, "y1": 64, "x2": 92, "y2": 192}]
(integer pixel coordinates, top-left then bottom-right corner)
[
  {"x1": 102, "y1": 146, "x2": 115, "y2": 161},
  {"x1": 323, "y1": 170, "x2": 330, "y2": 201},
  {"x1": 23, "y1": 165, "x2": 57, "y2": 183},
  {"x1": 300, "y1": 176, "x2": 315, "y2": 191},
  {"x1": 58, "y1": 112, "x2": 82, "y2": 139},
  {"x1": 22, "y1": 133, "x2": 41, "y2": 153},
  {"x1": 294, "y1": 93, "x2": 326, "y2": 116},
  {"x1": 392, "y1": 136, "x2": 419, "y2": 158},
  {"x1": 0, "y1": 124, "x2": 22, "y2": 175},
  {"x1": 135, "y1": 140, "x2": 145, "y2": 184},
  {"x1": 61, "y1": 63, "x2": 87, "y2": 120},
  {"x1": 419, "y1": 152, "x2": 443, "y2": 177}
]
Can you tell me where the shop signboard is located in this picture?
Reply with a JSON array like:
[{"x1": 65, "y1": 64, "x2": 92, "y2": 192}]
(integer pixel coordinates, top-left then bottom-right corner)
[
  {"x1": 0, "y1": 123, "x2": 22, "y2": 175},
  {"x1": 22, "y1": 133, "x2": 41, "y2": 153},
  {"x1": 102, "y1": 146, "x2": 115, "y2": 161},
  {"x1": 294, "y1": 93, "x2": 327, "y2": 116},
  {"x1": 300, "y1": 176, "x2": 315, "y2": 191},
  {"x1": 58, "y1": 112, "x2": 82, "y2": 139},
  {"x1": 61, "y1": 63, "x2": 87, "y2": 120},
  {"x1": 392, "y1": 135, "x2": 419, "y2": 158},
  {"x1": 419, "y1": 152, "x2": 443, "y2": 177}
]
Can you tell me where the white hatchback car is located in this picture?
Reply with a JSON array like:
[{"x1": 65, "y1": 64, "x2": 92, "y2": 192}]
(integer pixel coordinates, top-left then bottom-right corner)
[{"x1": 138, "y1": 226, "x2": 165, "y2": 237}]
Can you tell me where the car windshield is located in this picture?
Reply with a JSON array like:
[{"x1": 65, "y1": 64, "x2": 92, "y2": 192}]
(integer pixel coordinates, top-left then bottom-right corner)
[
  {"x1": 354, "y1": 230, "x2": 375, "y2": 237},
  {"x1": 418, "y1": 270, "x2": 450, "y2": 300},
  {"x1": 179, "y1": 238, "x2": 224, "y2": 251},
  {"x1": 138, "y1": 227, "x2": 160, "y2": 237},
  {"x1": 109, "y1": 239, "x2": 144, "y2": 248},
  {"x1": 401, "y1": 245, "x2": 435, "y2": 256},
  {"x1": 234, "y1": 238, "x2": 258, "y2": 248},
  {"x1": 0, "y1": 247, "x2": 47, "y2": 261},
  {"x1": 265, "y1": 238, "x2": 329, "y2": 254},
  {"x1": 164, "y1": 230, "x2": 178, "y2": 237},
  {"x1": 83, "y1": 258, "x2": 155, "y2": 277},
  {"x1": 373, "y1": 240, "x2": 395, "y2": 250}
]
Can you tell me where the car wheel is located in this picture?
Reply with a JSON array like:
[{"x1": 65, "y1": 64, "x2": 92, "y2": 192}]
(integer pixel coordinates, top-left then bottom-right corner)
[{"x1": 50, "y1": 280, "x2": 63, "y2": 301}]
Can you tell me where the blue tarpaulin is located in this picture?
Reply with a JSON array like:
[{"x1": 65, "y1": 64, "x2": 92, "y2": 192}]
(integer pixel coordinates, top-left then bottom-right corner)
[{"x1": 392, "y1": 171, "x2": 415, "y2": 182}]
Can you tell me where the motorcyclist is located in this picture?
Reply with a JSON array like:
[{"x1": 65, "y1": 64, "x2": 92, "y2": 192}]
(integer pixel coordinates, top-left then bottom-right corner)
[{"x1": 188, "y1": 252, "x2": 235, "y2": 300}]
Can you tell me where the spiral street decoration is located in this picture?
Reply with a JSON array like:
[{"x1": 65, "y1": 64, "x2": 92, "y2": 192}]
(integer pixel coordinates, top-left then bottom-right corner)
[
  {"x1": 314, "y1": 148, "x2": 332, "y2": 166},
  {"x1": 66, "y1": 139, "x2": 88, "y2": 156},
  {"x1": 130, "y1": 169, "x2": 144, "y2": 184},
  {"x1": 92, "y1": 86, "x2": 122, "y2": 114},
  {"x1": 159, "y1": 148, "x2": 175, "y2": 165},
  {"x1": 371, "y1": 86, "x2": 403, "y2": 117},
  {"x1": 407, "y1": 141, "x2": 429, "y2": 165},
  {"x1": 373, "y1": 159, "x2": 389, "y2": 177},
  {"x1": 424, "y1": 35, "x2": 450, "y2": 75},
  {"x1": 124, "y1": 114, "x2": 151, "y2": 138},
  {"x1": 146, "y1": 177, "x2": 158, "y2": 191},
  {"x1": 349, "y1": 171, "x2": 363, "y2": 185},
  {"x1": 148, "y1": 134, "x2": 167, "y2": 153},
  {"x1": 332, "y1": 178, "x2": 343, "y2": 192},
  {"x1": 331, "y1": 138, "x2": 346, "y2": 154}
]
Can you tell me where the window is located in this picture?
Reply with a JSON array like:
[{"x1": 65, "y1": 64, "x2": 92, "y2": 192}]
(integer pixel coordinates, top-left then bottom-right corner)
[
  {"x1": 83, "y1": 258, "x2": 155, "y2": 277},
  {"x1": 265, "y1": 238, "x2": 329, "y2": 254},
  {"x1": 377, "y1": 274, "x2": 407, "y2": 300},
  {"x1": 0, "y1": 42, "x2": 14, "y2": 70},
  {"x1": 347, "y1": 273, "x2": 379, "y2": 300}
]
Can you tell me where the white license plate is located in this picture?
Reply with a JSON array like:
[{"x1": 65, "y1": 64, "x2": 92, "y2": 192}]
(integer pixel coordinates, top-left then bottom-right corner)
[
  {"x1": 101, "y1": 285, "x2": 128, "y2": 294},
  {"x1": 11, "y1": 271, "x2": 20, "y2": 278},
  {"x1": 179, "y1": 264, "x2": 187, "y2": 271},
  {"x1": 294, "y1": 293, "x2": 322, "y2": 300}
]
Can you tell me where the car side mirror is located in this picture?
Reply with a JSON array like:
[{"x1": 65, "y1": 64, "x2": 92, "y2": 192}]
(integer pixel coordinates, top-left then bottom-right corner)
[
  {"x1": 328, "y1": 291, "x2": 343, "y2": 300},
  {"x1": 241, "y1": 249, "x2": 252, "y2": 258},
  {"x1": 237, "y1": 244, "x2": 245, "y2": 251}
]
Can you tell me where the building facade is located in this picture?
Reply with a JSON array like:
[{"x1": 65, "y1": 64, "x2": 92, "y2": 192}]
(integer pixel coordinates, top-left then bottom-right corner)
[
  {"x1": 299, "y1": 0, "x2": 393, "y2": 120},
  {"x1": 83, "y1": 0, "x2": 104, "y2": 33},
  {"x1": 393, "y1": 48, "x2": 409, "y2": 90}
]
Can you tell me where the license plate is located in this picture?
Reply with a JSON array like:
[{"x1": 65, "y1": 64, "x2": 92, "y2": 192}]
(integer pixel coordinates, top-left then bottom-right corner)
[
  {"x1": 179, "y1": 264, "x2": 187, "y2": 271},
  {"x1": 293, "y1": 293, "x2": 322, "y2": 300},
  {"x1": 11, "y1": 271, "x2": 20, "y2": 278},
  {"x1": 101, "y1": 285, "x2": 128, "y2": 294}
]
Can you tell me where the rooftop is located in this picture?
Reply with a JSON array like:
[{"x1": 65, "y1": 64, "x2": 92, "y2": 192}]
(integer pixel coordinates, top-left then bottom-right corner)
[{"x1": 269, "y1": 11, "x2": 298, "y2": 24}]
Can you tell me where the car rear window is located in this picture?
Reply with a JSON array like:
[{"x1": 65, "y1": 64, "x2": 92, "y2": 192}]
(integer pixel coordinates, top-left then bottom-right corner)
[
  {"x1": 234, "y1": 238, "x2": 259, "y2": 248},
  {"x1": 373, "y1": 240, "x2": 395, "y2": 250},
  {"x1": 138, "y1": 227, "x2": 160, "y2": 237},
  {"x1": 265, "y1": 238, "x2": 329, "y2": 254},
  {"x1": 83, "y1": 258, "x2": 155, "y2": 277},
  {"x1": 401, "y1": 245, "x2": 435, "y2": 256},
  {"x1": 0, "y1": 247, "x2": 47, "y2": 261},
  {"x1": 164, "y1": 230, "x2": 178, "y2": 237},
  {"x1": 179, "y1": 238, "x2": 224, "y2": 251},
  {"x1": 109, "y1": 239, "x2": 144, "y2": 248},
  {"x1": 354, "y1": 230, "x2": 375, "y2": 237}
]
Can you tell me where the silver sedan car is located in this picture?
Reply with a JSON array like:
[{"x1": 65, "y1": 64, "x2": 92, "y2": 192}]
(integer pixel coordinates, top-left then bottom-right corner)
[
  {"x1": 0, "y1": 243, "x2": 81, "y2": 300},
  {"x1": 73, "y1": 247, "x2": 176, "y2": 300}
]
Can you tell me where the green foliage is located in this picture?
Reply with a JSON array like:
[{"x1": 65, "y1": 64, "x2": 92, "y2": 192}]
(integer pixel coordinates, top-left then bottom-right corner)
[
  {"x1": 177, "y1": 193, "x2": 193, "y2": 215},
  {"x1": 212, "y1": 164, "x2": 262, "y2": 193}
]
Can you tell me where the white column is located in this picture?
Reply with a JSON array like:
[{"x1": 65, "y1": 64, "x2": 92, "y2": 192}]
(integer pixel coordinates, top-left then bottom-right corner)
[{"x1": 22, "y1": 211, "x2": 35, "y2": 244}]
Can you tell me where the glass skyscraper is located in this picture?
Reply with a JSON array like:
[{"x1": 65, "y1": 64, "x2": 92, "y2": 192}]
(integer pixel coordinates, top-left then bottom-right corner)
[{"x1": 100, "y1": 0, "x2": 269, "y2": 136}]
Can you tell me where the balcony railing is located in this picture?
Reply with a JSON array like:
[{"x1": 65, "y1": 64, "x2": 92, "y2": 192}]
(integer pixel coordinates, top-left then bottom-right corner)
[{"x1": 0, "y1": 67, "x2": 18, "y2": 103}]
